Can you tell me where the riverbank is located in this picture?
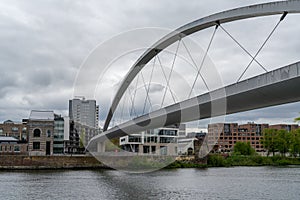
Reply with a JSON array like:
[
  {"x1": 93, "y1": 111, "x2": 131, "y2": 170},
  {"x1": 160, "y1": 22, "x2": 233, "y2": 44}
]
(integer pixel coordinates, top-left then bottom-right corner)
[
  {"x1": 1, "y1": 154, "x2": 300, "y2": 170},
  {"x1": 0, "y1": 155, "x2": 106, "y2": 170},
  {"x1": 166, "y1": 154, "x2": 300, "y2": 168}
]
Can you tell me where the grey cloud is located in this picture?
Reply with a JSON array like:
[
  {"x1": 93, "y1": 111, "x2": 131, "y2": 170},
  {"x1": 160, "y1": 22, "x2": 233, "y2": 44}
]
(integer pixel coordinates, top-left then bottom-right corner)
[
  {"x1": 0, "y1": 0, "x2": 299, "y2": 128},
  {"x1": 149, "y1": 84, "x2": 164, "y2": 93}
]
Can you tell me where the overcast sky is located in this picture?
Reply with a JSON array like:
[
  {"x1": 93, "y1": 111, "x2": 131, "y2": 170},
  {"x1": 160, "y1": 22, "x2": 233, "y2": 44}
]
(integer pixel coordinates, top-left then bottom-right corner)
[{"x1": 0, "y1": 0, "x2": 299, "y2": 128}]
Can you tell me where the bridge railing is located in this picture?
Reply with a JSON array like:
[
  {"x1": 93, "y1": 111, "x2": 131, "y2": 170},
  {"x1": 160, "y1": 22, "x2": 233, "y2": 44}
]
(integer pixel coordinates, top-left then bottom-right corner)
[{"x1": 227, "y1": 61, "x2": 300, "y2": 95}]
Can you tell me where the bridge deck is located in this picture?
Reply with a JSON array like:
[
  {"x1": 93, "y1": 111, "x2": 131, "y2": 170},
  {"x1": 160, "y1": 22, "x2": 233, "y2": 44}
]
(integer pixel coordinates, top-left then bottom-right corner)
[{"x1": 88, "y1": 62, "x2": 300, "y2": 147}]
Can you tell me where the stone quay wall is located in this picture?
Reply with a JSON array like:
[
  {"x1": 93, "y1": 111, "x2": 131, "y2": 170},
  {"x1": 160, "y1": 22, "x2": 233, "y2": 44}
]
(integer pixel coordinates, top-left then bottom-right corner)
[{"x1": 0, "y1": 155, "x2": 106, "y2": 169}]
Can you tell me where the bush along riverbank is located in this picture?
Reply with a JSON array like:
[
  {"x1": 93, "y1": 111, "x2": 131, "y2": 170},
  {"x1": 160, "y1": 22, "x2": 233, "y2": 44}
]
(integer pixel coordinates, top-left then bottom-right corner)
[
  {"x1": 205, "y1": 141, "x2": 300, "y2": 168},
  {"x1": 165, "y1": 154, "x2": 300, "y2": 169},
  {"x1": 207, "y1": 154, "x2": 300, "y2": 167},
  {"x1": 166, "y1": 158, "x2": 208, "y2": 169},
  {"x1": 166, "y1": 141, "x2": 300, "y2": 169}
]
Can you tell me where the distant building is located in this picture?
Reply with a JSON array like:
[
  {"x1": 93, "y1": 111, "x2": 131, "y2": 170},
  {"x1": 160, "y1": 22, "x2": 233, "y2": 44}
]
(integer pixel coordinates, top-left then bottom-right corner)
[
  {"x1": 119, "y1": 124, "x2": 180, "y2": 155},
  {"x1": 64, "y1": 120, "x2": 101, "y2": 154},
  {"x1": 178, "y1": 131, "x2": 206, "y2": 155},
  {"x1": 186, "y1": 131, "x2": 206, "y2": 139},
  {"x1": 28, "y1": 110, "x2": 54, "y2": 156},
  {"x1": 0, "y1": 136, "x2": 28, "y2": 155},
  {"x1": 208, "y1": 122, "x2": 269, "y2": 153},
  {"x1": 53, "y1": 114, "x2": 66, "y2": 154},
  {"x1": 0, "y1": 120, "x2": 28, "y2": 142},
  {"x1": 64, "y1": 120, "x2": 80, "y2": 154},
  {"x1": 69, "y1": 97, "x2": 99, "y2": 128},
  {"x1": 178, "y1": 124, "x2": 186, "y2": 138},
  {"x1": 269, "y1": 124, "x2": 299, "y2": 132}
]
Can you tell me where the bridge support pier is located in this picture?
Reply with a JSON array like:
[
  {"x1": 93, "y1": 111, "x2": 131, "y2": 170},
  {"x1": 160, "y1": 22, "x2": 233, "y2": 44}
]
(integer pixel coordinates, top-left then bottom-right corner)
[{"x1": 97, "y1": 141, "x2": 106, "y2": 153}]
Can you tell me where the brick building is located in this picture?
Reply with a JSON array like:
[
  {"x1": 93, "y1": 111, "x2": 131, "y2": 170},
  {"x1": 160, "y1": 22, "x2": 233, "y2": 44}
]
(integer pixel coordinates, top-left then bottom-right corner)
[
  {"x1": 0, "y1": 136, "x2": 28, "y2": 155},
  {"x1": 238, "y1": 123, "x2": 269, "y2": 152},
  {"x1": 0, "y1": 120, "x2": 28, "y2": 142},
  {"x1": 28, "y1": 110, "x2": 54, "y2": 156},
  {"x1": 269, "y1": 124, "x2": 299, "y2": 132},
  {"x1": 208, "y1": 122, "x2": 269, "y2": 153}
]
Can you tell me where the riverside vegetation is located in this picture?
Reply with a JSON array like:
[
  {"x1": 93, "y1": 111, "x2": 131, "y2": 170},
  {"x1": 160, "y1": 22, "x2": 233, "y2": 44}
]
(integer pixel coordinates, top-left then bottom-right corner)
[{"x1": 167, "y1": 127, "x2": 300, "y2": 169}]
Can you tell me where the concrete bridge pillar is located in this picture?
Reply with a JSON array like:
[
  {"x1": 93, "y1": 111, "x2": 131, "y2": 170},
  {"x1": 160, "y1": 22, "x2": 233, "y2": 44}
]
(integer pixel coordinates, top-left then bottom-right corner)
[{"x1": 97, "y1": 141, "x2": 105, "y2": 153}]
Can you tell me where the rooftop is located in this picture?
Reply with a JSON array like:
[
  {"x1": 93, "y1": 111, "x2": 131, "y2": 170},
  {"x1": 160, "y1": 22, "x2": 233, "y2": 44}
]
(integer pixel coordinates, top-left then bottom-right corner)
[
  {"x1": 29, "y1": 110, "x2": 54, "y2": 121},
  {"x1": 0, "y1": 136, "x2": 18, "y2": 142}
]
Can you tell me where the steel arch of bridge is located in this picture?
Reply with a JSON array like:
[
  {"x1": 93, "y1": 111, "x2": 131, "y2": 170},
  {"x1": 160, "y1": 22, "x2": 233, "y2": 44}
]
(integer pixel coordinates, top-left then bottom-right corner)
[{"x1": 104, "y1": 0, "x2": 300, "y2": 131}]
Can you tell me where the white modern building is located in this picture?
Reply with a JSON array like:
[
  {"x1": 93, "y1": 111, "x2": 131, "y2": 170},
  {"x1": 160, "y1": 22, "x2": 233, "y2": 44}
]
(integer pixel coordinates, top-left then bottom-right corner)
[
  {"x1": 69, "y1": 97, "x2": 99, "y2": 128},
  {"x1": 119, "y1": 125, "x2": 181, "y2": 156}
]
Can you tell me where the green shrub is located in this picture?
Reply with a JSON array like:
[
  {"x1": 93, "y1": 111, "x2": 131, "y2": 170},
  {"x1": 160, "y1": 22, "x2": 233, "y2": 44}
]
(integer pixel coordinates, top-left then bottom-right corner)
[
  {"x1": 233, "y1": 142, "x2": 256, "y2": 156},
  {"x1": 275, "y1": 159, "x2": 290, "y2": 166},
  {"x1": 207, "y1": 155, "x2": 229, "y2": 167}
]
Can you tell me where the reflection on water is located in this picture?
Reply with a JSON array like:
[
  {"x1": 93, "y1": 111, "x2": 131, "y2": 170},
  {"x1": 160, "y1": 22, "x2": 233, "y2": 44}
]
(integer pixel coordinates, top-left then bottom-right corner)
[{"x1": 0, "y1": 166, "x2": 299, "y2": 200}]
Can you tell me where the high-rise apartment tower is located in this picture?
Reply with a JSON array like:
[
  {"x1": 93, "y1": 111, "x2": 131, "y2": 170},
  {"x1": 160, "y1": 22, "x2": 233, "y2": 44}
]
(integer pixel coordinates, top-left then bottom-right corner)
[{"x1": 69, "y1": 97, "x2": 99, "y2": 128}]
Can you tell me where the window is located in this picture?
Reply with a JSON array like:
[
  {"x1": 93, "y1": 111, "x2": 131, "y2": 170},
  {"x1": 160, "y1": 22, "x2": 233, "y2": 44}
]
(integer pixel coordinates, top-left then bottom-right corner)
[
  {"x1": 160, "y1": 146, "x2": 167, "y2": 155},
  {"x1": 14, "y1": 146, "x2": 20, "y2": 152},
  {"x1": 47, "y1": 130, "x2": 51, "y2": 137},
  {"x1": 33, "y1": 142, "x2": 40, "y2": 150},
  {"x1": 33, "y1": 129, "x2": 41, "y2": 137},
  {"x1": 159, "y1": 137, "x2": 176, "y2": 143},
  {"x1": 128, "y1": 136, "x2": 141, "y2": 143},
  {"x1": 143, "y1": 146, "x2": 150, "y2": 154},
  {"x1": 12, "y1": 127, "x2": 19, "y2": 132}
]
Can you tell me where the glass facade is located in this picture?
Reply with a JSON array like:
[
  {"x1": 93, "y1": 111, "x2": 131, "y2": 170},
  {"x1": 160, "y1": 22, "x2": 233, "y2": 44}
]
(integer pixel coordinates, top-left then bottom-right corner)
[{"x1": 53, "y1": 118, "x2": 64, "y2": 154}]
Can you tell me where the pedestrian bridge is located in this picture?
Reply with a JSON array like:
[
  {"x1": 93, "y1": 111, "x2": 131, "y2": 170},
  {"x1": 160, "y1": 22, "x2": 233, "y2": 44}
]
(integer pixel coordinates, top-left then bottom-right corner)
[{"x1": 86, "y1": 0, "x2": 300, "y2": 152}]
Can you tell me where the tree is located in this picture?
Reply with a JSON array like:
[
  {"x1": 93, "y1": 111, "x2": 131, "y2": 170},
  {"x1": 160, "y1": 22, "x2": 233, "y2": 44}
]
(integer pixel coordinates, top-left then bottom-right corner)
[
  {"x1": 233, "y1": 142, "x2": 256, "y2": 156},
  {"x1": 276, "y1": 129, "x2": 291, "y2": 157},
  {"x1": 261, "y1": 129, "x2": 278, "y2": 157},
  {"x1": 289, "y1": 129, "x2": 300, "y2": 157},
  {"x1": 262, "y1": 128, "x2": 299, "y2": 157}
]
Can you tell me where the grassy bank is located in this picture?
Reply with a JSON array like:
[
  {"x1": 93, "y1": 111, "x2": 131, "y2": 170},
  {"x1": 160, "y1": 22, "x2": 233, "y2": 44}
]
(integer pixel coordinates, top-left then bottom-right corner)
[
  {"x1": 166, "y1": 160, "x2": 208, "y2": 169},
  {"x1": 207, "y1": 154, "x2": 300, "y2": 167},
  {"x1": 165, "y1": 155, "x2": 300, "y2": 169}
]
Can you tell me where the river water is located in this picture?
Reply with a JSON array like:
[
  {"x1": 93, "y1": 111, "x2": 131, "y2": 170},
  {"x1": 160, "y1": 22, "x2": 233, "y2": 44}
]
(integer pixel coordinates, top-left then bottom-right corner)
[{"x1": 0, "y1": 166, "x2": 299, "y2": 200}]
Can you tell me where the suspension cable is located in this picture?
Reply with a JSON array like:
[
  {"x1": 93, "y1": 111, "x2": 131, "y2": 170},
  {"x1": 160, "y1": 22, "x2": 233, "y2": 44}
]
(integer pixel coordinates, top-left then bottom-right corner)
[
  {"x1": 130, "y1": 74, "x2": 139, "y2": 117},
  {"x1": 218, "y1": 24, "x2": 268, "y2": 73},
  {"x1": 184, "y1": 25, "x2": 218, "y2": 99},
  {"x1": 161, "y1": 40, "x2": 181, "y2": 107},
  {"x1": 140, "y1": 71, "x2": 153, "y2": 109},
  {"x1": 119, "y1": 91, "x2": 126, "y2": 124},
  {"x1": 236, "y1": 12, "x2": 287, "y2": 82},
  {"x1": 127, "y1": 87, "x2": 137, "y2": 117},
  {"x1": 142, "y1": 56, "x2": 156, "y2": 114},
  {"x1": 157, "y1": 55, "x2": 177, "y2": 106}
]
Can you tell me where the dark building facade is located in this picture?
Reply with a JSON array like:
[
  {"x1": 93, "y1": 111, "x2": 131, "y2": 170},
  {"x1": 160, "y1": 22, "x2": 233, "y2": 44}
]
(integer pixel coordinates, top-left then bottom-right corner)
[{"x1": 64, "y1": 120, "x2": 101, "y2": 154}]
